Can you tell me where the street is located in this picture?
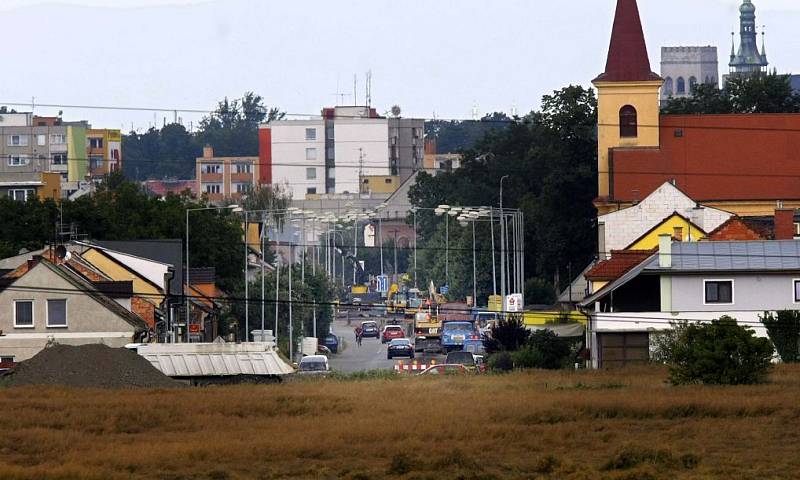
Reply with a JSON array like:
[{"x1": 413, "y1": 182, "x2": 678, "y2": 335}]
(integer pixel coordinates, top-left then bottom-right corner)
[{"x1": 327, "y1": 315, "x2": 445, "y2": 373}]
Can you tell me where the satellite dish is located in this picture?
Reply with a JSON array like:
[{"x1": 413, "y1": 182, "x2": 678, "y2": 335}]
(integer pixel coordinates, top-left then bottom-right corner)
[
  {"x1": 55, "y1": 245, "x2": 68, "y2": 259},
  {"x1": 391, "y1": 105, "x2": 401, "y2": 117}
]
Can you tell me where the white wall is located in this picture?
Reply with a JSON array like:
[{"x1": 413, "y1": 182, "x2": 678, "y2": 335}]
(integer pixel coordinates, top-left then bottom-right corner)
[
  {"x1": 333, "y1": 119, "x2": 389, "y2": 194},
  {"x1": 270, "y1": 120, "x2": 325, "y2": 199},
  {"x1": 598, "y1": 182, "x2": 733, "y2": 256}
]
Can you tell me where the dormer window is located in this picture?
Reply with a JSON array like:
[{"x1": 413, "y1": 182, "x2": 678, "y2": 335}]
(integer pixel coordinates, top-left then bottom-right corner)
[{"x1": 619, "y1": 105, "x2": 638, "y2": 138}]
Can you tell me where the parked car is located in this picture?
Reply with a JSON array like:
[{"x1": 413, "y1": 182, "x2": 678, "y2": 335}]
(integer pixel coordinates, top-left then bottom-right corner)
[
  {"x1": 322, "y1": 333, "x2": 339, "y2": 353},
  {"x1": 317, "y1": 345, "x2": 332, "y2": 355},
  {"x1": 361, "y1": 321, "x2": 379, "y2": 338},
  {"x1": 445, "y1": 351, "x2": 477, "y2": 371},
  {"x1": 382, "y1": 324, "x2": 405, "y2": 343},
  {"x1": 387, "y1": 338, "x2": 414, "y2": 359},
  {"x1": 417, "y1": 364, "x2": 470, "y2": 376},
  {"x1": 297, "y1": 355, "x2": 330, "y2": 376}
]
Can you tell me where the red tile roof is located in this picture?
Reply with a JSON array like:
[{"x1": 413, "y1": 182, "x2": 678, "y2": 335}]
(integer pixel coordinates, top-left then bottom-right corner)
[
  {"x1": 586, "y1": 249, "x2": 656, "y2": 281},
  {"x1": 707, "y1": 217, "x2": 769, "y2": 241},
  {"x1": 593, "y1": 0, "x2": 661, "y2": 83}
]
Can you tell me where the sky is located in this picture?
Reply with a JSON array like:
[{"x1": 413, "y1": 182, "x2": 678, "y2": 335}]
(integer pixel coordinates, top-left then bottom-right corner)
[{"x1": 3, "y1": 0, "x2": 800, "y2": 131}]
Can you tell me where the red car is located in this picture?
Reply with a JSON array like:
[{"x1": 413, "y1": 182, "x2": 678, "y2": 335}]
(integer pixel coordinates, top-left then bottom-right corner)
[{"x1": 381, "y1": 324, "x2": 405, "y2": 344}]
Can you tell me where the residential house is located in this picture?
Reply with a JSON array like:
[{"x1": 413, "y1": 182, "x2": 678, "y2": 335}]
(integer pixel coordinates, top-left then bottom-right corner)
[
  {"x1": 624, "y1": 212, "x2": 706, "y2": 250},
  {"x1": 196, "y1": 146, "x2": 259, "y2": 204},
  {"x1": 581, "y1": 237, "x2": 798, "y2": 368},
  {"x1": 0, "y1": 255, "x2": 148, "y2": 362}
]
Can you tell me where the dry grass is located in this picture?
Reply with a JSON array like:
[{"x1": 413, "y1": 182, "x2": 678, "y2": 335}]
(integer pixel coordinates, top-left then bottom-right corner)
[{"x1": 2, "y1": 366, "x2": 800, "y2": 479}]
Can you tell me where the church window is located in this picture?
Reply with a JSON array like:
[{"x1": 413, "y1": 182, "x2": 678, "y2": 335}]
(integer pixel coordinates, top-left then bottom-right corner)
[
  {"x1": 689, "y1": 76, "x2": 698, "y2": 91},
  {"x1": 619, "y1": 105, "x2": 638, "y2": 138},
  {"x1": 664, "y1": 77, "x2": 674, "y2": 96},
  {"x1": 677, "y1": 77, "x2": 686, "y2": 94}
]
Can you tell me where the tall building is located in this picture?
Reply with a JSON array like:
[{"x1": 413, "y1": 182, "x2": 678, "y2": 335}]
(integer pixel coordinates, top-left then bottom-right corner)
[
  {"x1": 729, "y1": 0, "x2": 768, "y2": 75},
  {"x1": 195, "y1": 146, "x2": 259, "y2": 204},
  {"x1": 660, "y1": 47, "x2": 718, "y2": 102},
  {"x1": 259, "y1": 106, "x2": 424, "y2": 200},
  {"x1": 594, "y1": 0, "x2": 800, "y2": 217}
]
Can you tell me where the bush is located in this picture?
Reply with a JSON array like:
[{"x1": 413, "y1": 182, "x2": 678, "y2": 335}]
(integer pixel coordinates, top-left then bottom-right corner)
[
  {"x1": 666, "y1": 316, "x2": 773, "y2": 385},
  {"x1": 512, "y1": 346, "x2": 544, "y2": 369},
  {"x1": 484, "y1": 316, "x2": 530, "y2": 354},
  {"x1": 488, "y1": 351, "x2": 513, "y2": 372},
  {"x1": 528, "y1": 330, "x2": 572, "y2": 369},
  {"x1": 760, "y1": 310, "x2": 800, "y2": 362}
]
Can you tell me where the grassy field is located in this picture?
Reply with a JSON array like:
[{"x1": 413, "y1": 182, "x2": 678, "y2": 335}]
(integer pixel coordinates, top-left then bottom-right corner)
[{"x1": 2, "y1": 366, "x2": 800, "y2": 480}]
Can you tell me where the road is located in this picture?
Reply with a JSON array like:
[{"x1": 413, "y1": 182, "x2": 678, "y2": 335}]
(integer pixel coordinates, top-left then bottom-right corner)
[{"x1": 327, "y1": 315, "x2": 444, "y2": 373}]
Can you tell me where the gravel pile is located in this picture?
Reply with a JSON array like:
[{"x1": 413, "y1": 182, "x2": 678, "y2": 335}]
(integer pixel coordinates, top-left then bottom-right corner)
[{"x1": 4, "y1": 344, "x2": 181, "y2": 389}]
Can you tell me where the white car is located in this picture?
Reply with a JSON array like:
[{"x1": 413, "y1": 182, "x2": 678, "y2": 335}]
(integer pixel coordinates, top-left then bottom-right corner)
[{"x1": 297, "y1": 355, "x2": 330, "y2": 375}]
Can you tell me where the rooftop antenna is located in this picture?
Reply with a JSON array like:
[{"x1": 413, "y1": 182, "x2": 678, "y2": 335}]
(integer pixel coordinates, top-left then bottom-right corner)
[
  {"x1": 511, "y1": 104, "x2": 518, "y2": 117},
  {"x1": 354, "y1": 74, "x2": 358, "y2": 106},
  {"x1": 471, "y1": 102, "x2": 479, "y2": 121},
  {"x1": 365, "y1": 70, "x2": 372, "y2": 108}
]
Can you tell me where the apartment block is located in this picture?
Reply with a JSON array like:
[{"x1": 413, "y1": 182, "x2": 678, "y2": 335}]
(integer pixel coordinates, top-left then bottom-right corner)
[
  {"x1": 86, "y1": 129, "x2": 122, "y2": 179},
  {"x1": 260, "y1": 106, "x2": 424, "y2": 200},
  {"x1": 196, "y1": 146, "x2": 260, "y2": 204}
]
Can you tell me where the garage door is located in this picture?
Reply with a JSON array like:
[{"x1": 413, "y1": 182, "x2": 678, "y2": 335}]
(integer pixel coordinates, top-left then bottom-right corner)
[{"x1": 598, "y1": 332, "x2": 649, "y2": 369}]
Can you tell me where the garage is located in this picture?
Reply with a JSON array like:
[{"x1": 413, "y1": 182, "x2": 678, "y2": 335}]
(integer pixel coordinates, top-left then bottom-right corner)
[{"x1": 597, "y1": 332, "x2": 650, "y2": 369}]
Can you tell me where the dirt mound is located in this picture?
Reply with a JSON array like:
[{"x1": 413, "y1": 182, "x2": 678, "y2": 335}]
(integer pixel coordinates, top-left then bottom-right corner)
[{"x1": 4, "y1": 344, "x2": 181, "y2": 389}]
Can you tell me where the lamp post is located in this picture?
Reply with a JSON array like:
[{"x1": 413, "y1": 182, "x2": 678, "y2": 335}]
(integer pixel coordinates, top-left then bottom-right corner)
[
  {"x1": 411, "y1": 207, "x2": 418, "y2": 288},
  {"x1": 185, "y1": 204, "x2": 241, "y2": 344},
  {"x1": 499, "y1": 175, "x2": 509, "y2": 299}
]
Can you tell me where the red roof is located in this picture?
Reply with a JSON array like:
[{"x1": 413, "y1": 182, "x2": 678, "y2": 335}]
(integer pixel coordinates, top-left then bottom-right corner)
[
  {"x1": 586, "y1": 249, "x2": 655, "y2": 281},
  {"x1": 593, "y1": 0, "x2": 660, "y2": 83},
  {"x1": 142, "y1": 180, "x2": 197, "y2": 197},
  {"x1": 610, "y1": 114, "x2": 800, "y2": 203}
]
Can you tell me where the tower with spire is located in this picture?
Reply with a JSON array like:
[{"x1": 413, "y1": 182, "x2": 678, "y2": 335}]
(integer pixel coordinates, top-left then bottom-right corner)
[
  {"x1": 729, "y1": 0, "x2": 768, "y2": 74},
  {"x1": 593, "y1": 0, "x2": 663, "y2": 202}
]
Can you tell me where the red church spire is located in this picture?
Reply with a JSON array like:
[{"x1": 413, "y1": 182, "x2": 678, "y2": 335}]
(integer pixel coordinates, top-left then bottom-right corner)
[{"x1": 593, "y1": 0, "x2": 661, "y2": 82}]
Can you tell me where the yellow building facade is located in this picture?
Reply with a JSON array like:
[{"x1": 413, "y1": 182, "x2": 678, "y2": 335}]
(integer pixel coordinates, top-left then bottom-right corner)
[
  {"x1": 81, "y1": 248, "x2": 164, "y2": 306},
  {"x1": 626, "y1": 213, "x2": 706, "y2": 250}
]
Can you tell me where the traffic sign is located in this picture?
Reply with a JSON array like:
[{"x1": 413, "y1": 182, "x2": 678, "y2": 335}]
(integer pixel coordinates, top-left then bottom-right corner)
[
  {"x1": 440, "y1": 284, "x2": 449, "y2": 295},
  {"x1": 377, "y1": 275, "x2": 390, "y2": 293}
]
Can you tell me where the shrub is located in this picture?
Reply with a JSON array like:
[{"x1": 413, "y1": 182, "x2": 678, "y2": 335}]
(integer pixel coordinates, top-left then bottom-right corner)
[
  {"x1": 488, "y1": 351, "x2": 514, "y2": 372},
  {"x1": 666, "y1": 316, "x2": 773, "y2": 385},
  {"x1": 512, "y1": 346, "x2": 544, "y2": 369},
  {"x1": 484, "y1": 316, "x2": 530, "y2": 354},
  {"x1": 527, "y1": 330, "x2": 572, "y2": 369},
  {"x1": 525, "y1": 277, "x2": 556, "y2": 305},
  {"x1": 760, "y1": 310, "x2": 800, "y2": 362}
]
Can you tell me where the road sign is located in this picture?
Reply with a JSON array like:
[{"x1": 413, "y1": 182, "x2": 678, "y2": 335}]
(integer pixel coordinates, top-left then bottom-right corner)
[
  {"x1": 505, "y1": 293, "x2": 523, "y2": 312},
  {"x1": 377, "y1": 275, "x2": 390, "y2": 293},
  {"x1": 440, "y1": 284, "x2": 449, "y2": 295}
]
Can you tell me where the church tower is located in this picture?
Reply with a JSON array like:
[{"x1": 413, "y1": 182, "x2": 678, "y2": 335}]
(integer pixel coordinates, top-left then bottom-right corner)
[
  {"x1": 729, "y1": 0, "x2": 768, "y2": 74},
  {"x1": 593, "y1": 0, "x2": 662, "y2": 202}
]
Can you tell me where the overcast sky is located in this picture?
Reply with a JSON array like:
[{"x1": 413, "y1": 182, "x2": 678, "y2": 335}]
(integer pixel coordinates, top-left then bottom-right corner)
[{"x1": 3, "y1": 0, "x2": 800, "y2": 131}]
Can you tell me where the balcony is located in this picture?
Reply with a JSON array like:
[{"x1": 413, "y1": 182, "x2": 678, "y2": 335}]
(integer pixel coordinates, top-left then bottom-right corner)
[
  {"x1": 201, "y1": 173, "x2": 223, "y2": 183},
  {"x1": 231, "y1": 172, "x2": 253, "y2": 183}
]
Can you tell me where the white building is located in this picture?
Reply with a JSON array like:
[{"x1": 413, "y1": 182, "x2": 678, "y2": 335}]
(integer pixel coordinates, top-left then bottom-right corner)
[{"x1": 660, "y1": 46, "x2": 719, "y2": 103}]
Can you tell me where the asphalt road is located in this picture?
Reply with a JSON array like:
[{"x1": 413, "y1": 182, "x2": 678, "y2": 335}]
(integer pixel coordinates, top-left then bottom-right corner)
[{"x1": 327, "y1": 316, "x2": 444, "y2": 373}]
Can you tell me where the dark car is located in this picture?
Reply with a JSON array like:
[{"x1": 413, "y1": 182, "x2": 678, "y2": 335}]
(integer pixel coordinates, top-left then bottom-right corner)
[
  {"x1": 322, "y1": 334, "x2": 339, "y2": 353},
  {"x1": 445, "y1": 351, "x2": 477, "y2": 371},
  {"x1": 361, "y1": 321, "x2": 379, "y2": 338},
  {"x1": 387, "y1": 338, "x2": 414, "y2": 360}
]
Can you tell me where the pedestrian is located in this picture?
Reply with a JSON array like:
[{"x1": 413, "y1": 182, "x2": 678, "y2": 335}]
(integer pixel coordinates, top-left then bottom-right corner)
[{"x1": 354, "y1": 326, "x2": 363, "y2": 347}]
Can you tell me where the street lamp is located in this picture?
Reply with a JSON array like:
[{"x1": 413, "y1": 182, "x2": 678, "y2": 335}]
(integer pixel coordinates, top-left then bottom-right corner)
[
  {"x1": 185, "y1": 204, "x2": 241, "y2": 344},
  {"x1": 499, "y1": 176, "x2": 509, "y2": 299},
  {"x1": 435, "y1": 205, "x2": 451, "y2": 287}
]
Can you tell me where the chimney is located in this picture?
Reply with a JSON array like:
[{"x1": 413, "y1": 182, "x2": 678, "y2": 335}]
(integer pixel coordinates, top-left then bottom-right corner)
[
  {"x1": 203, "y1": 145, "x2": 214, "y2": 158},
  {"x1": 774, "y1": 209, "x2": 796, "y2": 240},
  {"x1": 658, "y1": 234, "x2": 672, "y2": 268}
]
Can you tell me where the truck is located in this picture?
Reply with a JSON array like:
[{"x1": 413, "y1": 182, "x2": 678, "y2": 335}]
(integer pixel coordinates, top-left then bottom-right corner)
[
  {"x1": 413, "y1": 310, "x2": 442, "y2": 353},
  {"x1": 439, "y1": 302, "x2": 478, "y2": 353}
]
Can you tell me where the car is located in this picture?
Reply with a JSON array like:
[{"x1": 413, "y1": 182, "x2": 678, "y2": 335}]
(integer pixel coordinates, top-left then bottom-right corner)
[
  {"x1": 381, "y1": 324, "x2": 405, "y2": 343},
  {"x1": 417, "y1": 364, "x2": 470, "y2": 376},
  {"x1": 361, "y1": 321, "x2": 379, "y2": 338},
  {"x1": 316, "y1": 345, "x2": 332, "y2": 355},
  {"x1": 445, "y1": 351, "x2": 477, "y2": 371},
  {"x1": 387, "y1": 338, "x2": 414, "y2": 359},
  {"x1": 321, "y1": 333, "x2": 339, "y2": 353},
  {"x1": 297, "y1": 355, "x2": 330, "y2": 376}
]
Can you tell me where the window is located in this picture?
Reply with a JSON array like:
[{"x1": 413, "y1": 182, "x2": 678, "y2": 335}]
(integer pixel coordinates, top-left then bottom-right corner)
[
  {"x1": 8, "y1": 155, "x2": 30, "y2": 166},
  {"x1": 50, "y1": 134, "x2": 66, "y2": 145},
  {"x1": 7, "y1": 135, "x2": 28, "y2": 147},
  {"x1": 89, "y1": 156, "x2": 104, "y2": 170},
  {"x1": 677, "y1": 77, "x2": 686, "y2": 94},
  {"x1": 794, "y1": 223, "x2": 800, "y2": 238},
  {"x1": 327, "y1": 168, "x2": 335, "y2": 179},
  {"x1": 306, "y1": 167, "x2": 317, "y2": 180},
  {"x1": 36, "y1": 134, "x2": 46, "y2": 146},
  {"x1": 619, "y1": 105, "x2": 638, "y2": 138},
  {"x1": 89, "y1": 138, "x2": 104, "y2": 149},
  {"x1": 306, "y1": 148, "x2": 317, "y2": 161},
  {"x1": 204, "y1": 184, "x2": 221, "y2": 194},
  {"x1": 14, "y1": 300, "x2": 34, "y2": 328},
  {"x1": 306, "y1": 187, "x2": 317, "y2": 195},
  {"x1": 689, "y1": 76, "x2": 698, "y2": 92},
  {"x1": 305, "y1": 128, "x2": 317, "y2": 141},
  {"x1": 794, "y1": 280, "x2": 800, "y2": 303},
  {"x1": 202, "y1": 164, "x2": 222, "y2": 174},
  {"x1": 673, "y1": 227, "x2": 683, "y2": 241},
  {"x1": 385, "y1": 178, "x2": 392, "y2": 184},
  {"x1": 52, "y1": 153, "x2": 67, "y2": 165},
  {"x1": 663, "y1": 77, "x2": 673, "y2": 96},
  {"x1": 47, "y1": 299, "x2": 67, "y2": 327},
  {"x1": 9, "y1": 189, "x2": 35, "y2": 201},
  {"x1": 704, "y1": 280, "x2": 733, "y2": 304},
  {"x1": 235, "y1": 163, "x2": 252, "y2": 174},
  {"x1": 235, "y1": 183, "x2": 252, "y2": 193},
  {"x1": 0, "y1": 356, "x2": 13, "y2": 363}
]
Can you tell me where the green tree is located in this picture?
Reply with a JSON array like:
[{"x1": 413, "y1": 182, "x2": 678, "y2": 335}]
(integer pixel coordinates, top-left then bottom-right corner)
[
  {"x1": 664, "y1": 317, "x2": 773, "y2": 385},
  {"x1": 196, "y1": 92, "x2": 283, "y2": 157},
  {"x1": 760, "y1": 310, "x2": 800, "y2": 363},
  {"x1": 484, "y1": 316, "x2": 530, "y2": 354},
  {"x1": 662, "y1": 73, "x2": 800, "y2": 114},
  {"x1": 424, "y1": 112, "x2": 511, "y2": 154}
]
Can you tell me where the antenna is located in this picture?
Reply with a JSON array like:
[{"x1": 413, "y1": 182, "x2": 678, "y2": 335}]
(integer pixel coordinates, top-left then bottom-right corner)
[
  {"x1": 472, "y1": 102, "x2": 479, "y2": 121},
  {"x1": 354, "y1": 74, "x2": 358, "y2": 106},
  {"x1": 365, "y1": 70, "x2": 372, "y2": 108}
]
